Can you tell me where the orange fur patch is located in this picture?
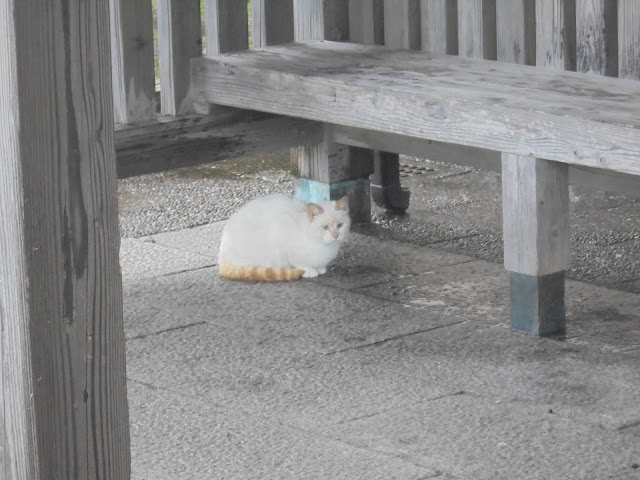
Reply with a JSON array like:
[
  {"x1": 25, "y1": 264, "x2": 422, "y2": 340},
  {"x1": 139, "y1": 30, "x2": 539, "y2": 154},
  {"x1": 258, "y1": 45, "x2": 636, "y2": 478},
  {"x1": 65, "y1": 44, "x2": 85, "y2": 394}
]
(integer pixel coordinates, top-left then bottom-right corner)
[{"x1": 219, "y1": 262, "x2": 304, "y2": 281}]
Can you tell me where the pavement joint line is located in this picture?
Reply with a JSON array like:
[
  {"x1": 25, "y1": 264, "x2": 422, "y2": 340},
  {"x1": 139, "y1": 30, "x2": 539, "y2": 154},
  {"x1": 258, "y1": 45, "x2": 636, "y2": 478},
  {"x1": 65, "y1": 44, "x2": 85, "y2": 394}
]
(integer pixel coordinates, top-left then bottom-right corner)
[
  {"x1": 319, "y1": 320, "x2": 467, "y2": 356},
  {"x1": 147, "y1": 235, "x2": 218, "y2": 260},
  {"x1": 617, "y1": 419, "x2": 640, "y2": 431},
  {"x1": 155, "y1": 264, "x2": 217, "y2": 278},
  {"x1": 127, "y1": 320, "x2": 207, "y2": 341}
]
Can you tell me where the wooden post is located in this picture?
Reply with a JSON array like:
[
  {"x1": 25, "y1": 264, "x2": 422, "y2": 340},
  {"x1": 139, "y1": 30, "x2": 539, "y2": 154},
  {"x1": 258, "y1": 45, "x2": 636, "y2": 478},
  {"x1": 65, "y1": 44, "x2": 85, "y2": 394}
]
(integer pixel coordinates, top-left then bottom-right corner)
[
  {"x1": 110, "y1": 0, "x2": 156, "y2": 123},
  {"x1": 536, "y1": 0, "x2": 576, "y2": 70},
  {"x1": 576, "y1": 0, "x2": 618, "y2": 76},
  {"x1": 498, "y1": 0, "x2": 570, "y2": 335},
  {"x1": 204, "y1": 0, "x2": 249, "y2": 55},
  {"x1": 1, "y1": 0, "x2": 130, "y2": 477},
  {"x1": 502, "y1": 154, "x2": 569, "y2": 335},
  {"x1": 157, "y1": 0, "x2": 202, "y2": 115},
  {"x1": 618, "y1": 0, "x2": 640, "y2": 80},
  {"x1": 420, "y1": 0, "x2": 458, "y2": 54},
  {"x1": 292, "y1": 0, "x2": 373, "y2": 222},
  {"x1": 457, "y1": 0, "x2": 497, "y2": 59},
  {"x1": 252, "y1": 0, "x2": 294, "y2": 47}
]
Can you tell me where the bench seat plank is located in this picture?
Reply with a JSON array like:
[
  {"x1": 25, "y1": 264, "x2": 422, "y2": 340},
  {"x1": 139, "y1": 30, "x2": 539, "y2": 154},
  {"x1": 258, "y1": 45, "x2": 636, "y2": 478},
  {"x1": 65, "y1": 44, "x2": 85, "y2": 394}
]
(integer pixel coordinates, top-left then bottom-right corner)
[{"x1": 191, "y1": 41, "x2": 640, "y2": 177}]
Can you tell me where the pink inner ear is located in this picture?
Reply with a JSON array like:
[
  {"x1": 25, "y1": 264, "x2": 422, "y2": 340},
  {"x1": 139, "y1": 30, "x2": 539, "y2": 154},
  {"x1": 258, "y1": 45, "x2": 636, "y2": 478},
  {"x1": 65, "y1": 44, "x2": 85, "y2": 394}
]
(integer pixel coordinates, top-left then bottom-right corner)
[
  {"x1": 335, "y1": 196, "x2": 349, "y2": 212},
  {"x1": 307, "y1": 203, "x2": 324, "y2": 221}
]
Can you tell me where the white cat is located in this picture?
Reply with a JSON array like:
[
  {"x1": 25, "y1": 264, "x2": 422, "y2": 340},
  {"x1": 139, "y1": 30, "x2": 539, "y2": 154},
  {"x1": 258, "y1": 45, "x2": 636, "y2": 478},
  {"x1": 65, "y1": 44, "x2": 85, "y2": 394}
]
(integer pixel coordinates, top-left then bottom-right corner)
[{"x1": 218, "y1": 194, "x2": 351, "y2": 281}]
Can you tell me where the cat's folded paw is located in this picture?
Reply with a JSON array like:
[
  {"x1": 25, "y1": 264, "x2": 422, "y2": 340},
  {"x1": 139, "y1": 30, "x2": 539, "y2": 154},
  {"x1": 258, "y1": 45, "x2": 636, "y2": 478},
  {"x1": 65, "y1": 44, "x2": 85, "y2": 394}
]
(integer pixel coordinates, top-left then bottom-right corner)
[
  {"x1": 302, "y1": 268, "x2": 319, "y2": 278},
  {"x1": 317, "y1": 267, "x2": 327, "y2": 275}
]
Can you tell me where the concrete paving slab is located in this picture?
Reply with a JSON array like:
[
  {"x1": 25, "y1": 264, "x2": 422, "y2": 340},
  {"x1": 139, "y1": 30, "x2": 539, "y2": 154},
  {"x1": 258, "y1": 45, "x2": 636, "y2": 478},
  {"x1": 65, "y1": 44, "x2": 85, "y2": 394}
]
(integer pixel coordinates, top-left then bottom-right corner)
[
  {"x1": 128, "y1": 381, "x2": 439, "y2": 480},
  {"x1": 147, "y1": 221, "x2": 224, "y2": 260},
  {"x1": 121, "y1": 237, "x2": 215, "y2": 281},
  {"x1": 354, "y1": 260, "x2": 510, "y2": 326},
  {"x1": 317, "y1": 392, "x2": 640, "y2": 480}
]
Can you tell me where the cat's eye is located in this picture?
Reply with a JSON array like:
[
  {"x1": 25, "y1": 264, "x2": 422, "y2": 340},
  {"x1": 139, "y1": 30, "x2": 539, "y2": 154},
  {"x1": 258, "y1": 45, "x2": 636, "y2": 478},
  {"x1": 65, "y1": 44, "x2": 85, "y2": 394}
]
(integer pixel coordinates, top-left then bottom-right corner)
[
  {"x1": 337, "y1": 223, "x2": 343, "y2": 229},
  {"x1": 322, "y1": 225, "x2": 330, "y2": 230}
]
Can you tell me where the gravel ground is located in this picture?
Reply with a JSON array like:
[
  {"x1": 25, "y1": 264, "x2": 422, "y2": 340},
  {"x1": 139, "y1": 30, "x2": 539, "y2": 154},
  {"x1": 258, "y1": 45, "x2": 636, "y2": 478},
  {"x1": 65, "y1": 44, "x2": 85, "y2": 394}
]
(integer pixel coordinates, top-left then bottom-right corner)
[{"x1": 117, "y1": 154, "x2": 640, "y2": 293}]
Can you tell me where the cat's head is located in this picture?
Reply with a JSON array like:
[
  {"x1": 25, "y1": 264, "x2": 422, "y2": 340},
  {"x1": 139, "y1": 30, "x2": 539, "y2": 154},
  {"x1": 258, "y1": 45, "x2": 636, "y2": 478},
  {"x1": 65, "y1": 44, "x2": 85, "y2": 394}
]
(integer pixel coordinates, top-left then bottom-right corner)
[{"x1": 306, "y1": 196, "x2": 351, "y2": 244}]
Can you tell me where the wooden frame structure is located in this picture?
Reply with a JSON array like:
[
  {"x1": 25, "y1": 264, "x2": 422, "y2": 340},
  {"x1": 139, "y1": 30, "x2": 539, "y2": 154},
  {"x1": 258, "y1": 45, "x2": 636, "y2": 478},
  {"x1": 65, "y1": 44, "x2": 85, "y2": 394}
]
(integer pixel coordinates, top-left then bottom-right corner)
[{"x1": 1, "y1": 0, "x2": 639, "y2": 477}]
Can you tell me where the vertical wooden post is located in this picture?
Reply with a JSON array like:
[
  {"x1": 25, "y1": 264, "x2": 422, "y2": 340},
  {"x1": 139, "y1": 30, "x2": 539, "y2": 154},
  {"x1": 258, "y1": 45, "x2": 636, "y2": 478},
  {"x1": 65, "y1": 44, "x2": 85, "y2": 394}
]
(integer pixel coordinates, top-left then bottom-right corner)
[
  {"x1": 618, "y1": 0, "x2": 640, "y2": 80},
  {"x1": 204, "y1": 0, "x2": 249, "y2": 55},
  {"x1": 576, "y1": 0, "x2": 618, "y2": 76},
  {"x1": 1, "y1": 0, "x2": 130, "y2": 477},
  {"x1": 348, "y1": 0, "x2": 384, "y2": 46},
  {"x1": 157, "y1": 0, "x2": 202, "y2": 115},
  {"x1": 420, "y1": 0, "x2": 458, "y2": 54},
  {"x1": 536, "y1": 0, "x2": 576, "y2": 70},
  {"x1": 498, "y1": 0, "x2": 570, "y2": 335},
  {"x1": 502, "y1": 155, "x2": 569, "y2": 335},
  {"x1": 252, "y1": 0, "x2": 294, "y2": 47},
  {"x1": 110, "y1": 0, "x2": 156, "y2": 123},
  {"x1": 457, "y1": 0, "x2": 497, "y2": 59},
  {"x1": 292, "y1": 0, "x2": 373, "y2": 222}
]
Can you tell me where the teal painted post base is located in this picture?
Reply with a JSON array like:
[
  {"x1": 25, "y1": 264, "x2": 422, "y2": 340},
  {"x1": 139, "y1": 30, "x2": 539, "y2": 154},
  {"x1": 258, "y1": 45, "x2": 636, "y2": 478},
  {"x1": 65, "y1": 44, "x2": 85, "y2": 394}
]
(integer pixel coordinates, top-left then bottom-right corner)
[
  {"x1": 509, "y1": 271, "x2": 566, "y2": 336},
  {"x1": 295, "y1": 178, "x2": 371, "y2": 223}
]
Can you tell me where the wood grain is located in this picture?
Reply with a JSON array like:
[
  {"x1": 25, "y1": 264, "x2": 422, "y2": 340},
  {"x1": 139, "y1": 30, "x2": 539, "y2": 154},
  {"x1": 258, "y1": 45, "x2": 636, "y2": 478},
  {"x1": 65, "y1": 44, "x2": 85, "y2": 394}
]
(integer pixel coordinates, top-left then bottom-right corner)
[
  {"x1": 502, "y1": 154, "x2": 570, "y2": 276},
  {"x1": 157, "y1": 0, "x2": 202, "y2": 114},
  {"x1": 496, "y1": 0, "x2": 536, "y2": 65},
  {"x1": 458, "y1": 0, "x2": 497, "y2": 59},
  {"x1": 293, "y1": 0, "x2": 324, "y2": 42},
  {"x1": 618, "y1": 0, "x2": 640, "y2": 80},
  {"x1": 204, "y1": 0, "x2": 249, "y2": 55},
  {"x1": 536, "y1": 0, "x2": 576, "y2": 70},
  {"x1": 349, "y1": 0, "x2": 384, "y2": 45},
  {"x1": 116, "y1": 112, "x2": 322, "y2": 178},
  {"x1": 191, "y1": 42, "x2": 640, "y2": 175},
  {"x1": 420, "y1": 0, "x2": 458, "y2": 54},
  {"x1": 383, "y1": 0, "x2": 421, "y2": 49},
  {"x1": 251, "y1": 0, "x2": 294, "y2": 47},
  {"x1": 110, "y1": 0, "x2": 156, "y2": 123},
  {"x1": 576, "y1": 0, "x2": 618, "y2": 76},
  {"x1": 1, "y1": 0, "x2": 129, "y2": 478}
]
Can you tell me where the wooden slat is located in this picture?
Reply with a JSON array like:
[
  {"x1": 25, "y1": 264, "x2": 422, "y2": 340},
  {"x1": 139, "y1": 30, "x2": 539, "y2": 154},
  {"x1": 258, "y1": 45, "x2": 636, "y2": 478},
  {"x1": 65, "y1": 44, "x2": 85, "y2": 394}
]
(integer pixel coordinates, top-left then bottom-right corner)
[
  {"x1": 204, "y1": 0, "x2": 249, "y2": 55},
  {"x1": 495, "y1": 0, "x2": 536, "y2": 65},
  {"x1": 576, "y1": 0, "x2": 618, "y2": 76},
  {"x1": 383, "y1": 0, "x2": 420, "y2": 49},
  {"x1": 348, "y1": 0, "x2": 384, "y2": 45},
  {"x1": 536, "y1": 0, "x2": 576, "y2": 70},
  {"x1": 324, "y1": 0, "x2": 350, "y2": 42},
  {"x1": 110, "y1": 0, "x2": 156, "y2": 123},
  {"x1": 157, "y1": 0, "x2": 202, "y2": 115},
  {"x1": 420, "y1": 0, "x2": 458, "y2": 54},
  {"x1": 293, "y1": 0, "x2": 324, "y2": 42},
  {"x1": 502, "y1": 154, "x2": 569, "y2": 276},
  {"x1": 618, "y1": 0, "x2": 640, "y2": 80},
  {"x1": 1, "y1": 0, "x2": 129, "y2": 478},
  {"x1": 115, "y1": 112, "x2": 322, "y2": 178},
  {"x1": 457, "y1": 0, "x2": 497, "y2": 59},
  {"x1": 251, "y1": 0, "x2": 294, "y2": 47},
  {"x1": 191, "y1": 42, "x2": 640, "y2": 175}
]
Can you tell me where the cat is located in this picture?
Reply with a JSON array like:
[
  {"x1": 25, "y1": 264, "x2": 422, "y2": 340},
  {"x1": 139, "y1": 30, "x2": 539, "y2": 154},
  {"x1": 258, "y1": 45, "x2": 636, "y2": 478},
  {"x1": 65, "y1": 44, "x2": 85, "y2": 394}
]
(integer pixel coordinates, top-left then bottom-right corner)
[{"x1": 218, "y1": 194, "x2": 351, "y2": 281}]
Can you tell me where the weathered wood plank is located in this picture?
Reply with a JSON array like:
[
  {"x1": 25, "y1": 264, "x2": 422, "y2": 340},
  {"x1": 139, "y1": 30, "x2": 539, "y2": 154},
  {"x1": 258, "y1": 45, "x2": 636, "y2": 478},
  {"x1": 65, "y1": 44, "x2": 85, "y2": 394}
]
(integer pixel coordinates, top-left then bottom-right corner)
[
  {"x1": 251, "y1": 0, "x2": 294, "y2": 47},
  {"x1": 293, "y1": 0, "x2": 324, "y2": 42},
  {"x1": 420, "y1": 0, "x2": 458, "y2": 54},
  {"x1": 618, "y1": 0, "x2": 640, "y2": 80},
  {"x1": 191, "y1": 42, "x2": 640, "y2": 175},
  {"x1": 204, "y1": 0, "x2": 249, "y2": 55},
  {"x1": 348, "y1": 0, "x2": 384, "y2": 45},
  {"x1": 110, "y1": 0, "x2": 156, "y2": 123},
  {"x1": 157, "y1": 0, "x2": 202, "y2": 115},
  {"x1": 324, "y1": 0, "x2": 350, "y2": 42},
  {"x1": 458, "y1": 0, "x2": 497, "y2": 59},
  {"x1": 502, "y1": 154, "x2": 570, "y2": 277},
  {"x1": 1, "y1": 0, "x2": 130, "y2": 478},
  {"x1": 536, "y1": 0, "x2": 576, "y2": 70},
  {"x1": 495, "y1": 0, "x2": 536, "y2": 65},
  {"x1": 115, "y1": 112, "x2": 322, "y2": 178},
  {"x1": 576, "y1": 0, "x2": 618, "y2": 76},
  {"x1": 383, "y1": 0, "x2": 421, "y2": 49}
]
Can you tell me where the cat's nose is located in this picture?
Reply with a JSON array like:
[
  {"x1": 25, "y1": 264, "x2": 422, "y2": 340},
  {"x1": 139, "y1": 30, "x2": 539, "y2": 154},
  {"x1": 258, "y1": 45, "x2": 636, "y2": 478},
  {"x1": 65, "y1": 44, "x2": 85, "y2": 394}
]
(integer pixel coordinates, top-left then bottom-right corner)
[{"x1": 331, "y1": 230, "x2": 339, "y2": 239}]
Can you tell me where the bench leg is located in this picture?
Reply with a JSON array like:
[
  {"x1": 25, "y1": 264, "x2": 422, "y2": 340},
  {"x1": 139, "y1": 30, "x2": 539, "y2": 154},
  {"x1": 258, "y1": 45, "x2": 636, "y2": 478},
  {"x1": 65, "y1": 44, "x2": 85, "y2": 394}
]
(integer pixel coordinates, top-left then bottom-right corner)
[
  {"x1": 370, "y1": 151, "x2": 411, "y2": 213},
  {"x1": 501, "y1": 153, "x2": 570, "y2": 336},
  {"x1": 292, "y1": 131, "x2": 374, "y2": 223}
]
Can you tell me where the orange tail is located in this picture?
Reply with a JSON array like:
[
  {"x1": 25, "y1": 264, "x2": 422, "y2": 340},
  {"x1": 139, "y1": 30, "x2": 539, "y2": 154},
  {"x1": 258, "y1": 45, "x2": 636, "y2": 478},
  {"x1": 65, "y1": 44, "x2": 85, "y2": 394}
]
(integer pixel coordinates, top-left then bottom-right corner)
[{"x1": 219, "y1": 262, "x2": 305, "y2": 281}]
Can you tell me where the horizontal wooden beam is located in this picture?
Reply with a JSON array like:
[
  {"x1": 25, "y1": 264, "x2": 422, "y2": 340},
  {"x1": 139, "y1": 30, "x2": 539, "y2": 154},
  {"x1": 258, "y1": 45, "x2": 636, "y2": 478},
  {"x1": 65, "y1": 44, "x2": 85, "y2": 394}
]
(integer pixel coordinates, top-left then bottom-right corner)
[
  {"x1": 191, "y1": 41, "x2": 640, "y2": 176},
  {"x1": 114, "y1": 110, "x2": 322, "y2": 178}
]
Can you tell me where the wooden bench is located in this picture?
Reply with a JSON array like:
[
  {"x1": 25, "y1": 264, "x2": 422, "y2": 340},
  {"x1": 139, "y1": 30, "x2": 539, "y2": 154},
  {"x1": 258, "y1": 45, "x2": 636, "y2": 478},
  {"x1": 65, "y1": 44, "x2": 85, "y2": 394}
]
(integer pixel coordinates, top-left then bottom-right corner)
[{"x1": 189, "y1": 1, "x2": 640, "y2": 337}]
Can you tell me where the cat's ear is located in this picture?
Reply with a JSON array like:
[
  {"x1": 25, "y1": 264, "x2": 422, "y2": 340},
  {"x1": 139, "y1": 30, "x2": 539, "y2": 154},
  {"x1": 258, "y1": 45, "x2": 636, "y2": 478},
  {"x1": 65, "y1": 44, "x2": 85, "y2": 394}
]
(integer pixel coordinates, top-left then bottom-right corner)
[
  {"x1": 335, "y1": 196, "x2": 349, "y2": 212},
  {"x1": 307, "y1": 203, "x2": 324, "y2": 222}
]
